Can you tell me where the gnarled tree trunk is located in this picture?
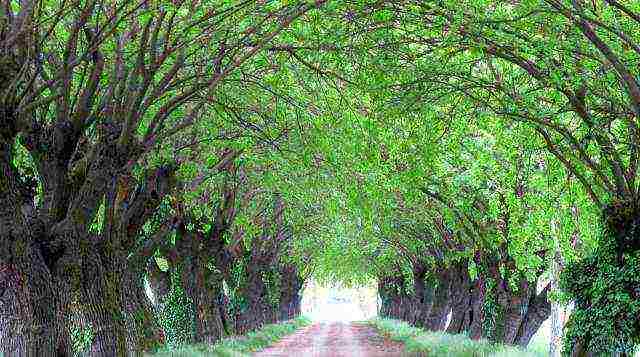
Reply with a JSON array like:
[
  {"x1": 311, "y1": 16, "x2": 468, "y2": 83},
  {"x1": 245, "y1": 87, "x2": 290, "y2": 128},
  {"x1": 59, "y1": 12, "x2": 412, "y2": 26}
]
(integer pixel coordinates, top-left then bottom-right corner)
[
  {"x1": 278, "y1": 264, "x2": 304, "y2": 321},
  {"x1": 0, "y1": 255, "x2": 69, "y2": 356},
  {"x1": 233, "y1": 265, "x2": 272, "y2": 334},
  {"x1": 423, "y1": 267, "x2": 453, "y2": 331},
  {"x1": 120, "y1": 266, "x2": 164, "y2": 352},
  {"x1": 0, "y1": 137, "x2": 70, "y2": 356},
  {"x1": 468, "y1": 276, "x2": 486, "y2": 340},
  {"x1": 378, "y1": 274, "x2": 418, "y2": 322},
  {"x1": 446, "y1": 263, "x2": 473, "y2": 334},
  {"x1": 184, "y1": 260, "x2": 225, "y2": 345},
  {"x1": 515, "y1": 284, "x2": 551, "y2": 347}
]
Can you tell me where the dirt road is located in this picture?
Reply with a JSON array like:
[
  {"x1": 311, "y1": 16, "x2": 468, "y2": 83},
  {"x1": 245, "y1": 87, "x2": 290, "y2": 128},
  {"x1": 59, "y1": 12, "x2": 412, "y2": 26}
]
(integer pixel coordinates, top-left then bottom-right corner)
[{"x1": 253, "y1": 322, "x2": 409, "y2": 357}]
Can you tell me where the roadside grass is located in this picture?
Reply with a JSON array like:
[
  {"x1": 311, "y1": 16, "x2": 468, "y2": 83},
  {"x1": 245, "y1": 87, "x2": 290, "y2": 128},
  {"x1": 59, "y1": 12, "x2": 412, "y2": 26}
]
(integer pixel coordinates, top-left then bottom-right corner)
[
  {"x1": 370, "y1": 318, "x2": 548, "y2": 357},
  {"x1": 149, "y1": 316, "x2": 310, "y2": 357}
]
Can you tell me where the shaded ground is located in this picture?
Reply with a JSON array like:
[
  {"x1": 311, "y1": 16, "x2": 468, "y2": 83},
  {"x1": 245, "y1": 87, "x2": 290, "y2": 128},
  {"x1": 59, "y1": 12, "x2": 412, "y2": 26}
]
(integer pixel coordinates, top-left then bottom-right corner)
[{"x1": 254, "y1": 322, "x2": 412, "y2": 357}]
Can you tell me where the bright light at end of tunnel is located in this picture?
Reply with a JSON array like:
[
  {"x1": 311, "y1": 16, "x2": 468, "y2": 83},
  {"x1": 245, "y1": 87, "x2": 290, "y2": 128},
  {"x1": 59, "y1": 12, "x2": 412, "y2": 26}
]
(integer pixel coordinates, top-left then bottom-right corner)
[{"x1": 300, "y1": 280, "x2": 378, "y2": 322}]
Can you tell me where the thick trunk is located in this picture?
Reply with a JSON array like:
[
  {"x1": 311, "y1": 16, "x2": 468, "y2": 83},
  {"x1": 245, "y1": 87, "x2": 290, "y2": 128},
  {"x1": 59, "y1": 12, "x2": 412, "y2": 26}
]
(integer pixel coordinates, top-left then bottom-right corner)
[
  {"x1": 57, "y1": 245, "x2": 161, "y2": 356},
  {"x1": 234, "y1": 270, "x2": 271, "y2": 334},
  {"x1": 0, "y1": 137, "x2": 67, "y2": 355},
  {"x1": 447, "y1": 297, "x2": 472, "y2": 334},
  {"x1": 515, "y1": 285, "x2": 551, "y2": 347},
  {"x1": 470, "y1": 273, "x2": 550, "y2": 346},
  {"x1": 571, "y1": 340, "x2": 596, "y2": 357},
  {"x1": 501, "y1": 280, "x2": 531, "y2": 344},
  {"x1": 423, "y1": 277, "x2": 452, "y2": 331},
  {"x1": 0, "y1": 256, "x2": 68, "y2": 356},
  {"x1": 446, "y1": 271, "x2": 473, "y2": 334},
  {"x1": 378, "y1": 276, "x2": 397, "y2": 318},
  {"x1": 399, "y1": 294, "x2": 419, "y2": 324},
  {"x1": 412, "y1": 266, "x2": 430, "y2": 327},
  {"x1": 120, "y1": 268, "x2": 163, "y2": 352},
  {"x1": 187, "y1": 267, "x2": 225, "y2": 345},
  {"x1": 423, "y1": 267, "x2": 455, "y2": 331},
  {"x1": 78, "y1": 261, "x2": 128, "y2": 357},
  {"x1": 378, "y1": 275, "x2": 418, "y2": 323},
  {"x1": 146, "y1": 260, "x2": 172, "y2": 311},
  {"x1": 234, "y1": 305, "x2": 264, "y2": 334},
  {"x1": 278, "y1": 268, "x2": 303, "y2": 321},
  {"x1": 191, "y1": 289, "x2": 225, "y2": 344},
  {"x1": 468, "y1": 277, "x2": 486, "y2": 340},
  {"x1": 80, "y1": 272, "x2": 161, "y2": 356}
]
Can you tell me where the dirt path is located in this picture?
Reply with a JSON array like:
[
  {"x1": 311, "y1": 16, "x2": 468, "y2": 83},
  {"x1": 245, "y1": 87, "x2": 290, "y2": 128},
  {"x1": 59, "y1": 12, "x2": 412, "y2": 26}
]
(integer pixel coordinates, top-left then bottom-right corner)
[{"x1": 253, "y1": 322, "x2": 408, "y2": 357}]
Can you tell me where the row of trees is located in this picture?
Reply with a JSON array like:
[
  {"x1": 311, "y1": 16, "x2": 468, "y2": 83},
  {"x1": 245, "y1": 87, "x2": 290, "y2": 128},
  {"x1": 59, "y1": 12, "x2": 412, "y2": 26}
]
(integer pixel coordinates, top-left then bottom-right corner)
[
  {"x1": 2, "y1": 0, "x2": 640, "y2": 356},
  {"x1": 0, "y1": 0, "x2": 338, "y2": 355},
  {"x1": 301, "y1": 1, "x2": 640, "y2": 355}
]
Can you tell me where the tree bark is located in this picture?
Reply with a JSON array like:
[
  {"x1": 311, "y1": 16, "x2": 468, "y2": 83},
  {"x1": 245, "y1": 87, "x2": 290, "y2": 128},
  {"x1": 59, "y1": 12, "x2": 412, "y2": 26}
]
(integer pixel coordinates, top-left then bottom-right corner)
[
  {"x1": 515, "y1": 284, "x2": 551, "y2": 347},
  {"x1": 234, "y1": 266, "x2": 271, "y2": 334},
  {"x1": 468, "y1": 277, "x2": 486, "y2": 340},
  {"x1": 278, "y1": 264, "x2": 304, "y2": 321},
  {"x1": 0, "y1": 138, "x2": 70, "y2": 356},
  {"x1": 185, "y1": 264, "x2": 225, "y2": 345},
  {"x1": 75, "y1": 257, "x2": 128, "y2": 357},
  {"x1": 423, "y1": 268, "x2": 453, "y2": 331},
  {"x1": 378, "y1": 274, "x2": 418, "y2": 322},
  {"x1": 500, "y1": 279, "x2": 530, "y2": 344},
  {"x1": 120, "y1": 267, "x2": 163, "y2": 352},
  {"x1": 446, "y1": 264, "x2": 473, "y2": 334},
  {"x1": 412, "y1": 264, "x2": 430, "y2": 327},
  {"x1": 0, "y1": 257, "x2": 68, "y2": 356},
  {"x1": 154, "y1": 225, "x2": 227, "y2": 345},
  {"x1": 378, "y1": 276, "x2": 397, "y2": 318}
]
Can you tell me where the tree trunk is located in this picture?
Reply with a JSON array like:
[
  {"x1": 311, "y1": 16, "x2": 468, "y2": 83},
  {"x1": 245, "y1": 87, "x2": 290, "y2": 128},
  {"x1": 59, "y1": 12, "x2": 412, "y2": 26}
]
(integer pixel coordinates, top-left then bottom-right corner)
[
  {"x1": 217, "y1": 290, "x2": 232, "y2": 335},
  {"x1": 378, "y1": 276, "x2": 396, "y2": 318},
  {"x1": 412, "y1": 265, "x2": 430, "y2": 327},
  {"x1": 234, "y1": 268, "x2": 271, "y2": 334},
  {"x1": 515, "y1": 284, "x2": 551, "y2": 347},
  {"x1": 120, "y1": 267, "x2": 163, "y2": 352},
  {"x1": 549, "y1": 248, "x2": 565, "y2": 357},
  {"x1": 187, "y1": 267, "x2": 225, "y2": 345},
  {"x1": 78, "y1": 261, "x2": 128, "y2": 357},
  {"x1": 278, "y1": 265, "x2": 303, "y2": 321},
  {"x1": 0, "y1": 256, "x2": 68, "y2": 356},
  {"x1": 571, "y1": 340, "x2": 596, "y2": 357},
  {"x1": 378, "y1": 274, "x2": 418, "y2": 322},
  {"x1": 468, "y1": 277, "x2": 486, "y2": 340},
  {"x1": 424, "y1": 281, "x2": 451, "y2": 331},
  {"x1": 501, "y1": 280, "x2": 531, "y2": 344},
  {"x1": 172, "y1": 248, "x2": 226, "y2": 345},
  {"x1": 0, "y1": 134, "x2": 69, "y2": 355},
  {"x1": 446, "y1": 270, "x2": 473, "y2": 334},
  {"x1": 423, "y1": 273, "x2": 452, "y2": 331}
]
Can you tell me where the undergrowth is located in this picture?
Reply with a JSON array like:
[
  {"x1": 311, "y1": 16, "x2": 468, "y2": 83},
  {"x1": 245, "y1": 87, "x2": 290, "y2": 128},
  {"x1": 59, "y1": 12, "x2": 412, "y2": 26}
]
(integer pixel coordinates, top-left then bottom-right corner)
[
  {"x1": 370, "y1": 318, "x2": 547, "y2": 357},
  {"x1": 148, "y1": 316, "x2": 310, "y2": 357}
]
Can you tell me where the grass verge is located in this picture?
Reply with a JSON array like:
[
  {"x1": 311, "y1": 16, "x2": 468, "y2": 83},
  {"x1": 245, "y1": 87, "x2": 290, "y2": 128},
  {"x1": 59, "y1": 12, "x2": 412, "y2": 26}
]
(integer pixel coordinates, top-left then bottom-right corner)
[
  {"x1": 369, "y1": 318, "x2": 547, "y2": 357},
  {"x1": 149, "y1": 316, "x2": 311, "y2": 357}
]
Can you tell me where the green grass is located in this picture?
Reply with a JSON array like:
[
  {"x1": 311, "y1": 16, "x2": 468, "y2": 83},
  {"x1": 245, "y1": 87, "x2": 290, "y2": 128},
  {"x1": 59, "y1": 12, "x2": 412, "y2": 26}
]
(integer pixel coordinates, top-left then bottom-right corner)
[
  {"x1": 369, "y1": 318, "x2": 548, "y2": 357},
  {"x1": 149, "y1": 316, "x2": 311, "y2": 357}
]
